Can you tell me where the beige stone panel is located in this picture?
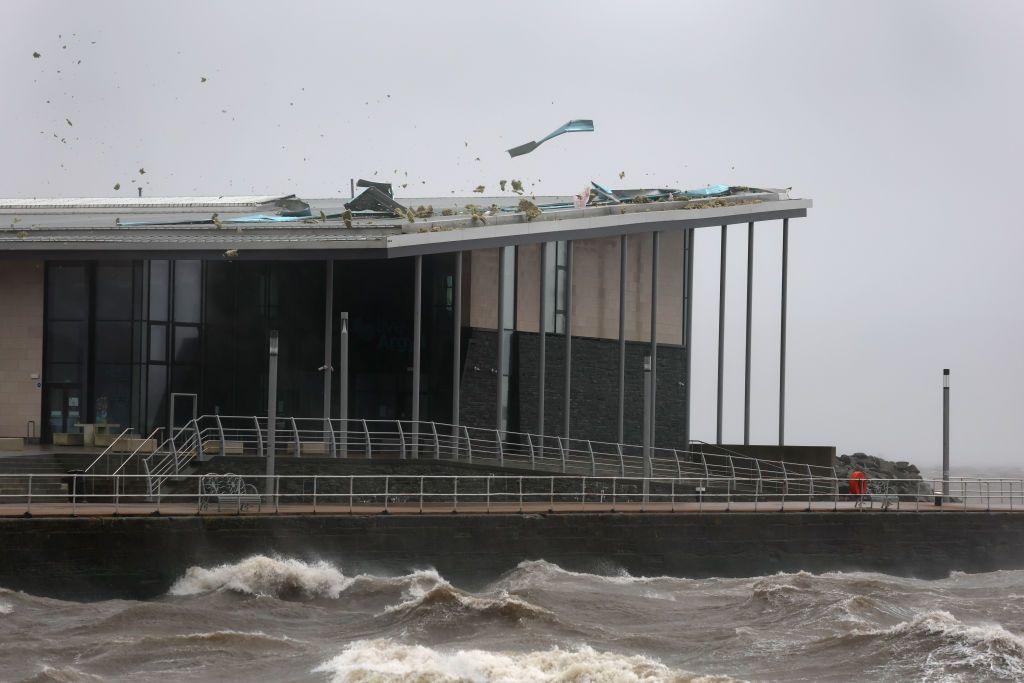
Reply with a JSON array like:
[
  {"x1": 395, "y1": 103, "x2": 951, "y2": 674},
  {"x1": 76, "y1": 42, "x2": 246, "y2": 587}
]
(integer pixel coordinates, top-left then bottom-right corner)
[
  {"x1": 468, "y1": 248, "x2": 500, "y2": 330},
  {"x1": 0, "y1": 260, "x2": 44, "y2": 437}
]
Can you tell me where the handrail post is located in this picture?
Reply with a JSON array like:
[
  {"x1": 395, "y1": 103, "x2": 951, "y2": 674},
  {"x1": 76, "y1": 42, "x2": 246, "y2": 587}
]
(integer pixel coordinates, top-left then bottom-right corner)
[
  {"x1": 781, "y1": 462, "x2": 789, "y2": 511},
  {"x1": 215, "y1": 414, "x2": 226, "y2": 458},
  {"x1": 290, "y1": 417, "x2": 301, "y2": 457},
  {"x1": 557, "y1": 437, "x2": 566, "y2": 473},
  {"x1": 550, "y1": 476, "x2": 555, "y2": 509},
  {"x1": 527, "y1": 433, "x2": 535, "y2": 469},
  {"x1": 72, "y1": 473, "x2": 77, "y2": 516},
  {"x1": 728, "y1": 454, "x2": 737, "y2": 495},
  {"x1": 349, "y1": 475, "x2": 354, "y2": 514},
  {"x1": 833, "y1": 467, "x2": 839, "y2": 511},
  {"x1": 581, "y1": 476, "x2": 586, "y2": 512},
  {"x1": 384, "y1": 476, "x2": 389, "y2": 512},
  {"x1": 363, "y1": 419, "x2": 372, "y2": 458},
  {"x1": 431, "y1": 422, "x2": 440, "y2": 460},
  {"x1": 587, "y1": 441, "x2": 596, "y2": 476},
  {"x1": 486, "y1": 475, "x2": 491, "y2": 513},
  {"x1": 453, "y1": 478, "x2": 458, "y2": 513},
  {"x1": 496, "y1": 430, "x2": 504, "y2": 468},
  {"x1": 806, "y1": 464, "x2": 814, "y2": 510},
  {"x1": 616, "y1": 443, "x2": 625, "y2": 476},
  {"x1": 462, "y1": 425, "x2": 472, "y2": 463},
  {"x1": 673, "y1": 478, "x2": 677, "y2": 513},
  {"x1": 396, "y1": 421, "x2": 406, "y2": 460},
  {"x1": 420, "y1": 476, "x2": 424, "y2": 514},
  {"x1": 27, "y1": 474, "x2": 32, "y2": 515},
  {"x1": 326, "y1": 419, "x2": 336, "y2": 459},
  {"x1": 519, "y1": 476, "x2": 523, "y2": 513},
  {"x1": 114, "y1": 474, "x2": 120, "y2": 515},
  {"x1": 612, "y1": 477, "x2": 617, "y2": 511},
  {"x1": 254, "y1": 416, "x2": 264, "y2": 458},
  {"x1": 672, "y1": 449, "x2": 682, "y2": 478}
]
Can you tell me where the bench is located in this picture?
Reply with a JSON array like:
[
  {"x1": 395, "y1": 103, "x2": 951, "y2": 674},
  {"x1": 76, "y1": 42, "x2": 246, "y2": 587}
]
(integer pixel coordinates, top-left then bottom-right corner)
[
  {"x1": 0, "y1": 437, "x2": 25, "y2": 451},
  {"x1": 286, "y1": 441, "x2": 330, "y2": 456},
  {"x1": 53, "y1": 432, "x2": 84, "y2": 446},
  {"x1": 198, "y1": 473, "x2": 262, "y2": 513}
]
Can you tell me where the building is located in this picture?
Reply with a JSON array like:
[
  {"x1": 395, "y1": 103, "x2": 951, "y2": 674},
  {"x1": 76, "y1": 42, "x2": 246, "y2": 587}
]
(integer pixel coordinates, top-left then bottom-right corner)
[{"x1": 0, "y1": 187, "x2": 811, "y2": 451}]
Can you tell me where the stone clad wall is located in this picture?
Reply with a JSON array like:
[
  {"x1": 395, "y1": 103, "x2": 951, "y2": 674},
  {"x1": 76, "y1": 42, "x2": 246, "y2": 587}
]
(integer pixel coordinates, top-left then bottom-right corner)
[
  {"x1": 0, "y1": 261, "x2": 44, "y2": 439},
  {"x1": 2, "y1": 512, "x2": 1024, "y2": 600}
]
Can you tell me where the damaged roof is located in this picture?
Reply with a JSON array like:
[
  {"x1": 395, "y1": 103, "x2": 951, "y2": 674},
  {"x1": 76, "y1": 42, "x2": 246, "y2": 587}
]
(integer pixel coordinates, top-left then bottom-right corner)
[{"x1": 0, "y1": 185, "x2": 811, "y2": 260}]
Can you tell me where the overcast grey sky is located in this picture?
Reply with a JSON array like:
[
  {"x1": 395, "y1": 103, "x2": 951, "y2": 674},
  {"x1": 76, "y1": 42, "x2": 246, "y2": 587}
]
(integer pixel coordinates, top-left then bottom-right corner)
[{"x1": 2, "y1": 1, "x2": 1022, "y2": 467}]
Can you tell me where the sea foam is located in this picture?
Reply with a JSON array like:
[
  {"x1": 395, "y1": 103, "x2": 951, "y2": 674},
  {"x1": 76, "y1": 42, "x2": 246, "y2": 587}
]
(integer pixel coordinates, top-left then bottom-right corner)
[
  {"x1": 314, "y1": 639, "x2": 738, "y2": 682},
  {"x1": 168, "y1": 555, "x2": 352, "y2": 599}
]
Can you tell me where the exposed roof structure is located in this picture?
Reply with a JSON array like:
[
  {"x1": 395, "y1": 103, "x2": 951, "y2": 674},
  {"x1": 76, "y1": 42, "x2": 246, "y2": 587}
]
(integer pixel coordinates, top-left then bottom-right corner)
[{"x1": 0, "y1": 186, "x2": 811, "y2": 260}]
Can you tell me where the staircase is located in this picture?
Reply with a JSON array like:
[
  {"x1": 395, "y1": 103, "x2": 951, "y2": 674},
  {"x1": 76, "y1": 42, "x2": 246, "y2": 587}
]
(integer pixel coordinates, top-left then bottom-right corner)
[{"x1": 0, "y1": 454, "x2": 70, "y2": 500}]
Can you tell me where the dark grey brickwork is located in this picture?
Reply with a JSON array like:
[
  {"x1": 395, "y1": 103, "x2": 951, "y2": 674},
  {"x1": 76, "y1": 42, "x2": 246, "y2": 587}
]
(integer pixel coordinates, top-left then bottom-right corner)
[{"x1": 460, "y1": 328, "x2": 685, "y2": 445}]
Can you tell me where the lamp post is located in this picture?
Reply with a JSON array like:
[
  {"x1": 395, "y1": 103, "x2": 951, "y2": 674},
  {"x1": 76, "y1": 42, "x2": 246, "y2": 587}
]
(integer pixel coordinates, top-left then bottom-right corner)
[
  {"x1": 266, "y1": 330, "x2": 279, "y2": 497},
  {"x1": 943, "y1": 368, "x2": 950, "y2": 502},
  {"x1": 642, "y1": 353, "x2": 652, "y2": 503}
]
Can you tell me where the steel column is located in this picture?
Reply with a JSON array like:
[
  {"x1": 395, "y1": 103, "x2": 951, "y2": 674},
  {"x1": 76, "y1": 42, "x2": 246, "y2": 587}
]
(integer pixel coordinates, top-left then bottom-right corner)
[
  {"x1": 642, "y1": 353, "x2": 652, "y2": 503},
  {"x1": 682, "y1": 229, "x2": 694, "y2": 448},
  {"x1": 618, "y1": 235, "x2": 627, "y2": 443},
  {"x1": 412, "y1": 255, "x2": 422, "y2": 458},
  {"x1": 650, "y1": 232, "x2": 659, "y2": 446},
  {"x1": 322, "y1": 259, "x2": 334, "y2": 438},
  {"x1": 563, "y1": 240, "x2": 573, "y2": 438},
  {"x1": 717, "y1": 225, "x2": 727, "y2": 445},
  {"x1": 497, "y1": 247, "x2": 507, "y2": 431},
  {"x1": 744, "y1": 222, "x2": 754, "y2": 445},
  {"x1": 452, "y1": 252, "x2": 462, "y2": 429},
  {"x1": 779, "y1": 218, "x2": 789, "y2": 447},
  {"x1": 538, "y1": 243, "x2": 548, "y2": 437}
]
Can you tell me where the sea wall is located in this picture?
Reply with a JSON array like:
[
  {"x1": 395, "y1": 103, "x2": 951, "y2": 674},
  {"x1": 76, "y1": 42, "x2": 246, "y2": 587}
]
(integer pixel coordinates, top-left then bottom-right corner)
[{"x1": 2, "y1": 511, "x2": 1024, "y2": 600}]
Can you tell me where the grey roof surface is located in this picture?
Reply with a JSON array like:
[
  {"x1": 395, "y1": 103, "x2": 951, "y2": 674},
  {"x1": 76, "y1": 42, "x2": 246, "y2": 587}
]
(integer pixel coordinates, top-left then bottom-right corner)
[{"x1": 0, "y1": 189, "x2": 810, "y2": 259}]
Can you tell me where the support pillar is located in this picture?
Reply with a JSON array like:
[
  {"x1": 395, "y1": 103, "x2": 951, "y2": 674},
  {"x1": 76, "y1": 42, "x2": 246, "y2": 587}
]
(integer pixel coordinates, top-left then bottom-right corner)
[
  {"x1": 779, "y1": 218, "x2": 789, "y2": 447},
  {"x1": 322, "y1": 259, "x2": 334, "y2": 443},
  {"x1": 452, "y1": 252, "x2": 462, "y2": 429},
  {"x1": 338, "y1": 312, "x2": 348, "y2": 457},
  {"x1": 717, "y1": 225, "x2": 727, "y2": 445},
  {"x1": 744, "y1": 222, "x2": 754, "y2": 446},
  {"x1": 563, "y1": 240, "x2": 573, "y2": 438},
  {"x1": 942, "y1": 369, "x2": 950, "y2": 501},
  {"x1": 682, "y1": 229, "x2": 694, "y2": 449},
  {"x1": 497, "y1": 247, "x2": 507, "y2": 432},
  {"x1": 617, "y1": 235, "x2": 627, "y2": 444},
  {"x1": 650, "y1": 231, "x2": 659, "y2": 447},
  {"x1": 266, "y1": 331, "x2": 279, "y2": 497},
  {"x1": 538, "y1": 243, "x2": 548, "y2": 437},
  {"x1": 412, "y1": 255, "x2": 422, "y2": 457}
]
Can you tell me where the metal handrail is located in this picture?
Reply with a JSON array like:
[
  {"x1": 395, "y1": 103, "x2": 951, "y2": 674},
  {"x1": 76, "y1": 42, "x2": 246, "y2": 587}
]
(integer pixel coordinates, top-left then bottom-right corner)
[
  {"x1": 83, "y1": 427, "x2": 133, "y2": 474},
  {"x1": 2, "y1": 474, "x2": 1018, "y2": 518},
  {"x1": 111, "y1": 428, "x2": 162, "y2": 476}
]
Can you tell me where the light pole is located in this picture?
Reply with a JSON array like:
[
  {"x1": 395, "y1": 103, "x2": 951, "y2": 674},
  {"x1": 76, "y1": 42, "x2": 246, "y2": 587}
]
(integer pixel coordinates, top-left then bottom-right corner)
[
  {"x1": 266, "y1": 330, "x2": 279, "y2": 497},
  {"x1": 642, "y1": 353, "x2": 652, "y2": 503},
  {"x1": 943, "y1": 368, "x2": 950, "y2": 502}
]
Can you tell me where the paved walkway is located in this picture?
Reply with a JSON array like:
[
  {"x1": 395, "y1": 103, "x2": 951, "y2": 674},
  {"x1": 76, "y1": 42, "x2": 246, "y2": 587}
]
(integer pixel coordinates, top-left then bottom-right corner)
[{"x1": 0, "y1": 499, "x2": 1009, "y2": 517}]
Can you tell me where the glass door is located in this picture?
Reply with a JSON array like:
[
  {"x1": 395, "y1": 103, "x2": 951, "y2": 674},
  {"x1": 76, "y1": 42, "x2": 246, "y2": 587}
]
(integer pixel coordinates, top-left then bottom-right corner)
[{"x1": 46, "y1": 386, "x2": 83, "y2": 436}]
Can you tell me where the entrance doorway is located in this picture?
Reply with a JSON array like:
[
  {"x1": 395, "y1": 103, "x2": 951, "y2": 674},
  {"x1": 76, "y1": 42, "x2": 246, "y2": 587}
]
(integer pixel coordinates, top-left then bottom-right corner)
[
  {"x1": 169, "y1": 392, "x2": 198, "y2": 434},
  {"x1": 46, "y1": 386, "x2": 82, "y2": 437}
]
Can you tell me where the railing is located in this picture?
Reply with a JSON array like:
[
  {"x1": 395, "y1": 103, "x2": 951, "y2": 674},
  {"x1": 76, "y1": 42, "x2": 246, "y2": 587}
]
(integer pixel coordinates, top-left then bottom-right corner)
[
  {"x1": 82, "y1": 427, "x2": 134, "y2": 474},
  {"x1": 135, "y1": 414, "x2": 851, "y2": 497},
  {"x1": 1, "y1": 474, "x2": 1022, "y2": 517}
]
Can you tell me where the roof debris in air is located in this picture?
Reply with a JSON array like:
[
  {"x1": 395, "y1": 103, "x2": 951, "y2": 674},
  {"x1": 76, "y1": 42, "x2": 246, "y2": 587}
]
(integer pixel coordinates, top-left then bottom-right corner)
[{"x1": 507, "y1": 119, "x2": 594, "y2": 158}]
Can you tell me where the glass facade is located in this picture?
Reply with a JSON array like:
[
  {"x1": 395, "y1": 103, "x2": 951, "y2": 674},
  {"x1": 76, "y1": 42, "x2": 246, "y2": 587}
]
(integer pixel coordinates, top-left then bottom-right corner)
[{"x1": 40, "y1": 256, "x2": 457, "y2": 442}]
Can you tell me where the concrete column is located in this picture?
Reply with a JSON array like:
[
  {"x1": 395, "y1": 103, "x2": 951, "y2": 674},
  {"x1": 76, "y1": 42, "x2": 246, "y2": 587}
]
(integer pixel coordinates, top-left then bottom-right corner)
[
  {"x1": 682, "y1": 229, "x2": 694, "y2": 448},
  {"x1": 744, "y1": 222, "x2": 754, "y2": 446},
  {"x1": 717, "y1": 225, "x2": 727, "y2": 445},
  {"x1": 497, "y1": 247, "x2": 507, "y2": 432},
  {"x1": 338, "y1": 312, "x2": 348, "y2": 457},
  {"x1": 412, "y1": 255, "x2": 422, "y2": 457},
  {"x1": 266, "y1": 330, "x2": 279, "y2": 496}
]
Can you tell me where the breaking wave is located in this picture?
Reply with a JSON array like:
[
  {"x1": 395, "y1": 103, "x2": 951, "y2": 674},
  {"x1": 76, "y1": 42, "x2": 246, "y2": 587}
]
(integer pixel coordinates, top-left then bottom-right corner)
[
  {"x1": 314, "y1": 639, "x2": 737, "y2": 683},
  {"x1": 382, "y1": 571, "x2": 553, "y2": 623},
  {"x1": 854, "y1": 610, "x2": 1024, "y2": 679},
  {"x1": 168, "y1": 555, "x2": 352, "y2": 599}
]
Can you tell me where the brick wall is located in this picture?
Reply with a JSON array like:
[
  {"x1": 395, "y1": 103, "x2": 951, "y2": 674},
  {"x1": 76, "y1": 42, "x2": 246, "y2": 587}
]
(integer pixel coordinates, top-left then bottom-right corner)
[{"x1": 0, "y1": 261, "x2": 44, "y2": 438}]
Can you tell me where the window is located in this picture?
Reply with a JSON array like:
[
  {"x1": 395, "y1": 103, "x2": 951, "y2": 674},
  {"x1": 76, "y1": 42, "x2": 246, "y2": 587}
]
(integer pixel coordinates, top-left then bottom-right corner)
[
  {"x1": 148, "y1": 260, "x2": 169, "y2": 321},
  {"x1": 173, "y1": 260, "x2": 202, "y2": 323}
]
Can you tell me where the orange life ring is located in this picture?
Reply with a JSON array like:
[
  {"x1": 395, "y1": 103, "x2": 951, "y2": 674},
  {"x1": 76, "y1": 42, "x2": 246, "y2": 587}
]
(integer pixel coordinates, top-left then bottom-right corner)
[{"x1": 849, "y1": 471, "x2": 867, "y2": 496}]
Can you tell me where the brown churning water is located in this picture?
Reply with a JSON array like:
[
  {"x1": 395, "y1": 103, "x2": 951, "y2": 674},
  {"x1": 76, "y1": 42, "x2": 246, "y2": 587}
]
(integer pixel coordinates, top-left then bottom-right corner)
[{"x1": 2, "y1": 556, "x2": 1023, "y2": 681}]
